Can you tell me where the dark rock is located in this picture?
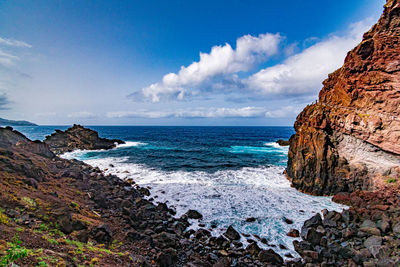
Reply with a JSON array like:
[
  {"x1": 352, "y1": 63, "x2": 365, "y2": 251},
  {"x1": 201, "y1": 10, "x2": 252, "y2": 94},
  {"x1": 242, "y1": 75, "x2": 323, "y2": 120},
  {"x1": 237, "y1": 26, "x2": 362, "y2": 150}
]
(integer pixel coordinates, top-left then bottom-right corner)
[
  {"x1": 224, "y1": 225, "x2": 240, "y2": 240},
  {"x1": 301, "y1": 227, "x2": 323, "y2": 246},
  {"x1": 258, "y1": 249, "x2": 283, "y2": 265},
  {"x1": 283, "y1": 217, "x2": 294, "y2": 224},
  {"x1": 91, "y1": 224, "x2": 112, "y2": 246},
  {"x1": 44, "y1": 124, "x2": 124, "y2": 154},
  {"x1": 245, "y1": 217, "x2": 256, "y2": 222},
  {"x1": 277, "y1": 139, "x2": 290, "y2": 146},
  {"x1": 186, "y1": 209, "x2": 203, "y2": 219},
  {"x1": 156, "y1": 248, "x2": 177, "y2": 267},
  {"x1": 303, "y1": 213, "x2": 322, "y2": 228},
  {"x1": 246, "y1": 242, "x2": 261, "y2": 256}
]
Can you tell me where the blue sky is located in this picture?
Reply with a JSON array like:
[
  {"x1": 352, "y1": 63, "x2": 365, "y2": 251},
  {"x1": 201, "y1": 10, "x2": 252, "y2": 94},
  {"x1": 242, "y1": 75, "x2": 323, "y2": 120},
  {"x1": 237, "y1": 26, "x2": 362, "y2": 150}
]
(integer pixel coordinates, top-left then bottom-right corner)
[{"x1": 0, "y1": 0, "x2": 385, "y2": 125}]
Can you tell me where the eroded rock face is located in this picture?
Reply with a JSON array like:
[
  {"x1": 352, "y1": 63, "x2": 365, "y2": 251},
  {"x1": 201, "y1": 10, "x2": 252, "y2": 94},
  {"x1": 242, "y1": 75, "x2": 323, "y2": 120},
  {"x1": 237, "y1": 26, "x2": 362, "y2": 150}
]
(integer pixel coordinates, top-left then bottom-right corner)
[
  {"x1": 44, "y1": 124, "x2": 124, "y2": 154},
  {"x1": 287, "y1": 0, "x2": 400, "y2": 195}
]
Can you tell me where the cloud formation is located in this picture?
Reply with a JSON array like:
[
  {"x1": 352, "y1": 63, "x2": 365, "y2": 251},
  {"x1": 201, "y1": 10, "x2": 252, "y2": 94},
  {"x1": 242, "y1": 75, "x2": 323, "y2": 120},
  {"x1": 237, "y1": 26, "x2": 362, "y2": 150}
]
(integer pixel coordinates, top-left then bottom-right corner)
[
  {"x1": 245, "y1": 20, "x2": 374, "y2": 96},
  {"x1": 0, "y1": 93, "x2": 10, "y2": 110},
  {"x1": 136, "y1": 33, "x2": 282, "y2": 102},
  {"x1": 107, "y1": 106, "x2": 297, "y2": 119},
  {"x1": 0, "y1": 37, "x2": 32, "y2": 48},
  {"x1": 133, "y1": 19, "x2": 374, "y2": 103},
  {"x1": 0, "y1": 37, "x2": 32, "y2": 67},
  {"x1": 67, "y1": 111, "x2": 96, "y2": 119}
]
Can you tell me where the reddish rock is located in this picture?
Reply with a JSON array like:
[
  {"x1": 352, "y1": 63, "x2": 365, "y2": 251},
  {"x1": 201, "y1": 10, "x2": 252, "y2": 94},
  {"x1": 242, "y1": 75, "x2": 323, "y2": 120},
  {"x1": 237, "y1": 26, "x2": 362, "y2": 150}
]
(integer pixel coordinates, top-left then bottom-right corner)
[{"x1": 287, "y1": 0, "x2": 400, "y2": 195}]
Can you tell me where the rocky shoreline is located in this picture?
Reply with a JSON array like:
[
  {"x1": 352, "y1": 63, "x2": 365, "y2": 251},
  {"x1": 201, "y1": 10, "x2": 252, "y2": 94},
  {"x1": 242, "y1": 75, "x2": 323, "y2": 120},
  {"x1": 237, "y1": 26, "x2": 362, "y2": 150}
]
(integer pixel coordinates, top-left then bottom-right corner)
[
  {"x1": 0, "y1": 125, "x2": 399, "y2": 266},
  {"x1": 0, "y1": 125, "x2": 294, "y2": 266}
]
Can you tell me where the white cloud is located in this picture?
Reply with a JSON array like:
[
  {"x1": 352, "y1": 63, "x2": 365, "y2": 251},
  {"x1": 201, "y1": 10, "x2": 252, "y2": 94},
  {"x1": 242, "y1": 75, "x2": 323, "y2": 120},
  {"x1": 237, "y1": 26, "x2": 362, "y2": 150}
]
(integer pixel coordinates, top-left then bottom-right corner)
[
  {"x1": 245, "y1": 19, "x2": 374, "y2": 96},
  {"x1": 133, "y1": 18, "x2": 375, "y2": 104},
  {"x1": 0, "y1": 37, "x2": 32, "y2": 67},
  {"x1": 138, "y1": 33, "x2": 282, "y2": 102},
  {"x1": 264, "y1": 106, "x2": 301, "y2": 118},
  {"x1": 0, "y1": 37, "x2": 32, "y2": 48},
  {"x1": 107, "y1": 106, "x2": 297, "y2": 119},
  {"x1": 67, "y1": 111, "x2": 96, "y2": 119}
]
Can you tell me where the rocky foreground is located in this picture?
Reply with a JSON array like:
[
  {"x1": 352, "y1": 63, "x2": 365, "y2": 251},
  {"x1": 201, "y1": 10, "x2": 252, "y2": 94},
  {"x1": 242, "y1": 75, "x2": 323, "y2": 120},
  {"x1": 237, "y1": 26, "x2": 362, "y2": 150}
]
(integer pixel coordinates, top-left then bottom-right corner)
[{"x1": 0, "y1": 126, "x2": 292, "y2": 266}]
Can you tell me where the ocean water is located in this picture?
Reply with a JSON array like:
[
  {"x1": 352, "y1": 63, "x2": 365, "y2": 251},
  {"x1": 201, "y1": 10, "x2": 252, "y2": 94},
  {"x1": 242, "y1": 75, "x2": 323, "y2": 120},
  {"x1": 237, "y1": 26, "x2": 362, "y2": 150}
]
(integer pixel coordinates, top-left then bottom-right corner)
[{"x1": 14, "y1": 126, "x2": 347, "y2": 257}]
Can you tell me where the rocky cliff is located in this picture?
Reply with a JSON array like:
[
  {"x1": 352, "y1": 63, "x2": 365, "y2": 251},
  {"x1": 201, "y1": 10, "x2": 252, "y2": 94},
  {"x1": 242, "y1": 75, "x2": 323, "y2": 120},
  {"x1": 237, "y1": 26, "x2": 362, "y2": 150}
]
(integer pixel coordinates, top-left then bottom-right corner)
[
  {"x1": 287, "y1": 0, "x2": 400, "y2": 195},
  {"x1": 44, "y1": 124, "x2": 124, "y2": 154}
]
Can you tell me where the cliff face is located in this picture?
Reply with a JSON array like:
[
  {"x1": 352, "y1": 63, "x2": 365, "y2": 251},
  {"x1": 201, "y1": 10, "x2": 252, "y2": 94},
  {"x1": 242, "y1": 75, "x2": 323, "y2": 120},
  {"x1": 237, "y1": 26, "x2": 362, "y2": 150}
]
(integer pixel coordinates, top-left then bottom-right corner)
[
  {"x1": 287, "y1": 0, "x2": 400, "y2": 195},
  {"x1": 44, "y1": 124, "x2": 124, "y2": 154}
]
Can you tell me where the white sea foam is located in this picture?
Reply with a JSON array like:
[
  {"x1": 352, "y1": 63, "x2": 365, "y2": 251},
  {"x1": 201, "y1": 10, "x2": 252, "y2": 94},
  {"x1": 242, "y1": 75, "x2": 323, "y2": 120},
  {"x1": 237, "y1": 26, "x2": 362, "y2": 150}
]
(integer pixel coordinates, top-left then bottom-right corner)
[
  {"x1": 264, "y1": 142, "x2": 282, "y2": 149},
  {"x1": 60, "y1": 141, "x2": 147, "y2": 160},
  {"x1": 77, "y1": 156, "x2": 347, "y2": 258},
  {"x1": 115, "y1": 141, "x2": 147, "y2": 148}
]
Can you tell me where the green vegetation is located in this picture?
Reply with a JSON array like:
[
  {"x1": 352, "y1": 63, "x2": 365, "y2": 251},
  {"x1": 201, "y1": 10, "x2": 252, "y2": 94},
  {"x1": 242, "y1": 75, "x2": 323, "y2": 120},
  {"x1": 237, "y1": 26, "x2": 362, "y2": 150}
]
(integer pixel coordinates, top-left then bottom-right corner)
[
  {"x1": 0, "y1": 235, "x2": 32, "y2": 266},
  {"x1": 0, "y1": 209, "x2": 9, "y2": 225},
  {"x1": 22, "y1": 196, "x2": 37, "y2": 209},
  {"x1": 386, "y1": 177, "x2": 397, "y2": 184}
]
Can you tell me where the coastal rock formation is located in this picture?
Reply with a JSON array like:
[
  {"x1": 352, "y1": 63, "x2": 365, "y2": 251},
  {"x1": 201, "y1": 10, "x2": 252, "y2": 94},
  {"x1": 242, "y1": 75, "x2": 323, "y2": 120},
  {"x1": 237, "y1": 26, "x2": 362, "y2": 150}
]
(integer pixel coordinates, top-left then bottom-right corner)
[
  {"x1": 287, "y1": 0, "x2": 400, "y2": 195},
  {"x1": 0, "y1": 127, "x2": 287, "y2": 266},
  {"x1": 44, "y1": 124, "x2": 124, "y2": 154}
]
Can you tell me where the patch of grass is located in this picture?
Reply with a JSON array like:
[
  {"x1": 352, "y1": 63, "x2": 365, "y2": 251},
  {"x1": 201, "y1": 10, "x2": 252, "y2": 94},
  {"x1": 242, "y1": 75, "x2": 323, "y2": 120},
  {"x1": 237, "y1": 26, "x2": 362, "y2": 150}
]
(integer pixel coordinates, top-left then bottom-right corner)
[
  {"x1": 42, "y1": 235, "x2": 59, "y2": 245},
  {"x1": 36, "y1": 261, "x2": 48, "y2": 267},
  {"x1": 64, "y1": 239, "x2": 84, "y2": 249},
  {"x1": 386, "y1": 177, "x2": 397, "y2": 184},
  {"x1": 15, "y1": 227, "x2": 24, "y2": 232},
  {"x1": 39, "y1": 223, "x2": 49, "y2": 232},
  {"x1": 0, "y1": 235, "x2": 32, "y2": 266}
]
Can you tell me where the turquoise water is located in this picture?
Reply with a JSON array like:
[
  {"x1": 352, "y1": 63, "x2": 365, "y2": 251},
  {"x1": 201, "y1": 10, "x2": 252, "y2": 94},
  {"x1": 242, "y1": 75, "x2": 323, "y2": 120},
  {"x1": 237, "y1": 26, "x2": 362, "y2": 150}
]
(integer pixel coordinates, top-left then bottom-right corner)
[{"x1": 15, "y1": 126, "x2": 346, "y2": 257}]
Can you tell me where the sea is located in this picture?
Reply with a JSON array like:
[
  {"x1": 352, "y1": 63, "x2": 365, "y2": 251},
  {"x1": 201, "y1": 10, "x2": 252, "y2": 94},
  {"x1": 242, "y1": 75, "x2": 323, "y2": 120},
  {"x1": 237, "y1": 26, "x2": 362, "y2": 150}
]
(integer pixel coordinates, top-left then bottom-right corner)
[{"x1": 14, "y1": 125, "x2": 346, "y2": 258}]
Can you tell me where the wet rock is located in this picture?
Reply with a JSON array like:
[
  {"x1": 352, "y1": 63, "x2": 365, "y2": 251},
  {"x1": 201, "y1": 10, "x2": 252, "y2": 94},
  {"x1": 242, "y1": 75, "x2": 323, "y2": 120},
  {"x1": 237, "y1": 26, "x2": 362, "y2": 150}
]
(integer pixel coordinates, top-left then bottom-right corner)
[
  {"x1": 283, "y1": 217, "x2": 294, "y2": 224},
  {"x1": 277, "y1": 139, "x2": 290, "y2": 146},
  {"x1": 245, "y1": 217, "x2": 256, "y2": 222},
  {"x1": 224, "y1": 225, "x2": 240, "y2": 240},
  {"x1": 301, "y1": 227, "x2": 323, "y2": 246},
  {"x1": 287, "y1": 229, "x2": 300, "y2": 238},
  {"x1": 303, "y1": 214, "x2": 322, "y2": 228},
  {"x1": 246, "y1": 242, "x2": 261, "y2": 256},
  {"x1": 186, "y1": 209, "x2": 203, "y2": 219}
]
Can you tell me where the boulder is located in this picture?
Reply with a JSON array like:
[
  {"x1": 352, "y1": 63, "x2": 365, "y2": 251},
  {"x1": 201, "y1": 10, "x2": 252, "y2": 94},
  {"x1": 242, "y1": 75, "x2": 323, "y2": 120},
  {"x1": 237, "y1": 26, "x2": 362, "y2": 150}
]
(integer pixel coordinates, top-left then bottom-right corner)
[{"x1": 224, "y1": 225, "x2": 240, "y2": 240}]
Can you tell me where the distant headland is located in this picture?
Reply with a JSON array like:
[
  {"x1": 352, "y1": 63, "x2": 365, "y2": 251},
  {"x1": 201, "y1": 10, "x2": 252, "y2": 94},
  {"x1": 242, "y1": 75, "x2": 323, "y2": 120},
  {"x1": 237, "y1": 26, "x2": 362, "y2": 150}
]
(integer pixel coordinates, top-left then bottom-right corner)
[{"x1": 0, "y1": 117, "x2": 37, "y2": 126}]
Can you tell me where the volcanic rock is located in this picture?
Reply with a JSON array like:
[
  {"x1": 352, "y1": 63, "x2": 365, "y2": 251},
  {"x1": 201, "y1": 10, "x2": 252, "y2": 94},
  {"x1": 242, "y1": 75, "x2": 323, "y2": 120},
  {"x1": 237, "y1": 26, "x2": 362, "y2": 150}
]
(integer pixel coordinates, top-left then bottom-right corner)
[{"x1": 286, "y1": 0, "x2": 400, "y2": 195}]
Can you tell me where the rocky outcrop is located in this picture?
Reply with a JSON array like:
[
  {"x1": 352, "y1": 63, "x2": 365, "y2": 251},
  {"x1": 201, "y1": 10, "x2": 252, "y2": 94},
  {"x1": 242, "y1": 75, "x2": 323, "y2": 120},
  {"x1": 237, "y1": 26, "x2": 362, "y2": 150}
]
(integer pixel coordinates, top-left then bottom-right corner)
[
  {"x1": 44, "y1": 124, "x2": 124, "y2": 154},
  {"x1": 287, "y1": 0, "x2": 400, "y2": 195}
]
